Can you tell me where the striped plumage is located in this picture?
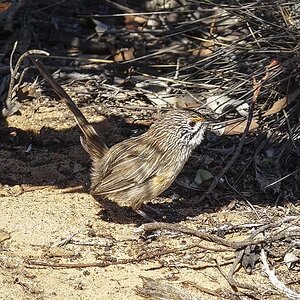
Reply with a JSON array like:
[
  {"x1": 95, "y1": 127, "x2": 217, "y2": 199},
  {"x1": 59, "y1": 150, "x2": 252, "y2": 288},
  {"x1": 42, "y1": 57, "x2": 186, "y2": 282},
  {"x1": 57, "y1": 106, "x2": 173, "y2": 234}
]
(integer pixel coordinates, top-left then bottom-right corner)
[
  {"x1": 90, "y1": 110, "x2": 207, "y2": 209},
  {"x1": 33, "y1": 60, "x2": 208, "y2": 214}
]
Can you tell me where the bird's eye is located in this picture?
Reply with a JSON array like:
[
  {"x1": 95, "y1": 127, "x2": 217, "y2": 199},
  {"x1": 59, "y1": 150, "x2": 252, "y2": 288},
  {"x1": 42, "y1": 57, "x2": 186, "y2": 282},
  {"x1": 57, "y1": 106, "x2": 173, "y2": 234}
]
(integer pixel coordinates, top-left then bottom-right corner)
[{"x1": 188, "y1": 121, "x2": 196, "y2": 127}]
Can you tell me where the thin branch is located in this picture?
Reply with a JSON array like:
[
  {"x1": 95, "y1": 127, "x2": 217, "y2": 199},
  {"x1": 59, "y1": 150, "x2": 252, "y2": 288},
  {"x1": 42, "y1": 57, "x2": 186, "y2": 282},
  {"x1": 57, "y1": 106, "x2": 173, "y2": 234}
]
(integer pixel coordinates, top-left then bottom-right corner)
[{"x1": 261, "y1": 249, "x2": 300, "y2": 300}]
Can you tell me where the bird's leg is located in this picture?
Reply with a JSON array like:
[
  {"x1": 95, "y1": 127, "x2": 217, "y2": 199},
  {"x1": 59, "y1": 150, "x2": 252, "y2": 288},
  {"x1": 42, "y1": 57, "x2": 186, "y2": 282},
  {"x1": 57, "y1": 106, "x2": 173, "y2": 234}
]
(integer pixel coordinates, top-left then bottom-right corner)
[
  {"x1": 142, "y1": 204, "x2": 166, "y2": 219},
  {"x1": 143, "y1": 204, "x2": 184, "y2": 223},
  {"x1": 135, "y1": 209, "x2": 157, "y2": 222}
]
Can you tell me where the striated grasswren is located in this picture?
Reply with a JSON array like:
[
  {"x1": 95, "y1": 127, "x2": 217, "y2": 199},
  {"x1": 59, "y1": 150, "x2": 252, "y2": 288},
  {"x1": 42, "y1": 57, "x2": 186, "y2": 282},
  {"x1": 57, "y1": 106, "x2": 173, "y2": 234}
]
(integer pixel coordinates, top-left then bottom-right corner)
[{"x1": 33, "y1": 59, "x2": 209, "y2": 220}]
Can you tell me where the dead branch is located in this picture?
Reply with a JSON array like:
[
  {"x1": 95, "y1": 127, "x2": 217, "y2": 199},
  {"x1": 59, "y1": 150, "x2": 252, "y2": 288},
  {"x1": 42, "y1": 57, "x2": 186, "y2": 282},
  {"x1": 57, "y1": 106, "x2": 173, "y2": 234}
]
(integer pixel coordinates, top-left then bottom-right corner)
[
  {"x1": 25, "y1": 244, "x2": 200, "y2": 269},
  {"x1": 261, "y1": 249, "x2": 300, "y2": 300},
  {"x1": 136, "y1": 277, "x2": 201, "y2": 300},
  {"x1": 137, "y1": 222, "x2": 300, "y2": 250},
  {"x1": 2, "y1": 47, "x2": 49, "y2": 117},
  {"x1": 198, "y1": 60, "x2": 275, "y2": 202}
]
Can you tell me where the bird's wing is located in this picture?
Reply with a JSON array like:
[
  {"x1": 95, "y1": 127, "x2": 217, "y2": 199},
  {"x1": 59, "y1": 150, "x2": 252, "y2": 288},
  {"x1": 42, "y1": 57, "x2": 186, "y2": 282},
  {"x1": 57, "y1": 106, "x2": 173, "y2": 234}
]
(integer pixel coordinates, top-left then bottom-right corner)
[{"x1": 91, "y1": 140, "x2": 166, "y2": 195}]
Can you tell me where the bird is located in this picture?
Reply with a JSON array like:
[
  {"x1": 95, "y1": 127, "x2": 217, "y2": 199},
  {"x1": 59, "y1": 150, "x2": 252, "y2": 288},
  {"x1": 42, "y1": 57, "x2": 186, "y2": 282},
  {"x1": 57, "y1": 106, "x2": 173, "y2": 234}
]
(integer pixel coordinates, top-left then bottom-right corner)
[{"x1": 32, "y1": 59, "x2": 209, "y2": 220}]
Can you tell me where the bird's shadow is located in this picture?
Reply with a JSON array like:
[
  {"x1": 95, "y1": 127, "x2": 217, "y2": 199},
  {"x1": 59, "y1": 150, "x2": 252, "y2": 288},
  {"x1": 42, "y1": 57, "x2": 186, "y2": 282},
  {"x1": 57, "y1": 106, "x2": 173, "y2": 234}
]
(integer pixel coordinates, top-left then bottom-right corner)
[
  {"x1": 1, "y1": 109, "x2": 289, "y2": 225},
  {"x1": 0, "y1": 112, "x2": 219, "y2": 224},
  {"x1": 92, "y1": 189, "x2": 218, "y2": 225}
]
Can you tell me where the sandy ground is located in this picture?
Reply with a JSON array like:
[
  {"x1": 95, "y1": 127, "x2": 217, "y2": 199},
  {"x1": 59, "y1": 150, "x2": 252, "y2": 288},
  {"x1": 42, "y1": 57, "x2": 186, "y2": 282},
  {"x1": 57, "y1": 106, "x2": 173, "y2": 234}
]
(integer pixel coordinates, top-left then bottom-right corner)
[{"x1": 0, "y1": 99, "x2": 298, "y2": 300}]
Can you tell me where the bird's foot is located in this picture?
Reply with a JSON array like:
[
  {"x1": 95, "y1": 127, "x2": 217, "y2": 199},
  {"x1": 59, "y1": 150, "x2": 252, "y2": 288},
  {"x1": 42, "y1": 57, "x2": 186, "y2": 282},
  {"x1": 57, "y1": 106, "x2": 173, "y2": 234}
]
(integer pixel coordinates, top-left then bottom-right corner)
[{"x1": 135, "y1": 209, "x2": 157, "y2": 222}]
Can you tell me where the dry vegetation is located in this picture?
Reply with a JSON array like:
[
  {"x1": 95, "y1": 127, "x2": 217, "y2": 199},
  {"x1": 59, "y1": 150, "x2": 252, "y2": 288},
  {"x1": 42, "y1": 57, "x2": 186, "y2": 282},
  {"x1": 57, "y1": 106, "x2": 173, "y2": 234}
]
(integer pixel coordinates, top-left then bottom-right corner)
[{"x1": 0, "y1": 1, "x2": 299, "y2": 299}]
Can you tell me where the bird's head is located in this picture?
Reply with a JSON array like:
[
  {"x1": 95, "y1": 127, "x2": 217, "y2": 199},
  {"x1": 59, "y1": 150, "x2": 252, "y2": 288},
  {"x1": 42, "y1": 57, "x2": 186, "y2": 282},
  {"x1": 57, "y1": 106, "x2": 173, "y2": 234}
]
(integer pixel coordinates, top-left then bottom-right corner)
[{"x1": 150, "y1": 110, "x2": 209, "y2": 150}]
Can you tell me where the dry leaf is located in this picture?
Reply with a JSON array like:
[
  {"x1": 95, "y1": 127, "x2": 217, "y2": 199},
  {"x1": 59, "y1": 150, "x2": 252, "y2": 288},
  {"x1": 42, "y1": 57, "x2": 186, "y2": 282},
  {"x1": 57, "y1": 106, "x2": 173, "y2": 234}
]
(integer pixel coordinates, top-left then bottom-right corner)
[
  {"x1": 124, "y1": 15, "x2": 147, "y2": 29},
  {"x1": 223, "y1": 119, "x2": 259, "y2": 135},
  {"x1": 263, "y1": 97, "x2": 289, "y2": 117},
  {"x1": 194, "y1": 169, "x2": 214, "y2": 185},
  {"x1": 16, "y1": 84, "x2": 36, "y2": 101},
  {"x1": 136, "y1": 80, "x2": 202, "y2": 108},
  {"x1": 206, "y1": 94, "x2": 249, "y2": 116},
  {"x1": 192, "y1": 40, "x2": 215, "y2": 57},
  {"x1": 263, "y1": 87, "x2": 300, "y2": 117},
  {"x1": 213, "y1": 86, "x2": 300, "y2": 136},
  {"x1": 114, "y1": 48, "x2": 135, "y2": 62},
  {"x1": 173, "y1": 95, "x2": 201, "y2": 109}
]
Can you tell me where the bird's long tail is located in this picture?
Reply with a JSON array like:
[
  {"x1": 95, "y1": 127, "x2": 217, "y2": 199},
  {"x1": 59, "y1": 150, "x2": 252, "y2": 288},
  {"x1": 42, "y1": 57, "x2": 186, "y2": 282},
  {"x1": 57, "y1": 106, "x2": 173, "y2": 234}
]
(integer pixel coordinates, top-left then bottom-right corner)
[{"x1": 32, "y1": 59, "x2": 108, "y2": 158}]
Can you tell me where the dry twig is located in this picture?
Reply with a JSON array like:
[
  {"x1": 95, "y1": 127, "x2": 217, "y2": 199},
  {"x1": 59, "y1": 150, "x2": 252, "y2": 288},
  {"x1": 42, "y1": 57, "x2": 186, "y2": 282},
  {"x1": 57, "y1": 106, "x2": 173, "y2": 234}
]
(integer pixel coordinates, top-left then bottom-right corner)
[
  {"x1": 261, "y1": 249, "x2": 300, "y2": 300},
  {"x1": 2, "y1": 47, "x2": 49, "y2": 116}
]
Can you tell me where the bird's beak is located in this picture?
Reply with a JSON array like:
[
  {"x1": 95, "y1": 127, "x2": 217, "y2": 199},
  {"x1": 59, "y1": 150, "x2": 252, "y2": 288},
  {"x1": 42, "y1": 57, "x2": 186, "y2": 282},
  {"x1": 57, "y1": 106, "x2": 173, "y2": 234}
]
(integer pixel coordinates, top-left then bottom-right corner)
[
  {"x1": 191, "y1": 116, "x2": 206, "y2": 123},
  {"x1": 190, "y1": 115, "x2": 219, "y2": 127},
  {"x1": 197, "y1": 116, "x2": 219, "y2": 127}
]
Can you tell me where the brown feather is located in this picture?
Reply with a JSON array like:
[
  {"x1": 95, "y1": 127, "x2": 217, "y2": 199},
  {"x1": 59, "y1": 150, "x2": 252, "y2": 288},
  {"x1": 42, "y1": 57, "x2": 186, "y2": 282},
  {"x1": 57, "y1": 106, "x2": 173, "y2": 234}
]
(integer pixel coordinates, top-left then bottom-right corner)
[
  {"x1": 32, "y1": 59, "x2": 108, "y2": 158},
  {"x1": 33, "y1": 60, "x2": 208, "y2": 212}
]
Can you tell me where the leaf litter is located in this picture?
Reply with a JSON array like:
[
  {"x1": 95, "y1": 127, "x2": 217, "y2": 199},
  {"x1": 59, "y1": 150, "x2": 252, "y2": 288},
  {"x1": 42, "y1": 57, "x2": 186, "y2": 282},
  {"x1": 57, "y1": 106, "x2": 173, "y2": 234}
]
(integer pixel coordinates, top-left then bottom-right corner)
[{"x1": 0, "y1": 0, "x2": 300, "y2": 299}]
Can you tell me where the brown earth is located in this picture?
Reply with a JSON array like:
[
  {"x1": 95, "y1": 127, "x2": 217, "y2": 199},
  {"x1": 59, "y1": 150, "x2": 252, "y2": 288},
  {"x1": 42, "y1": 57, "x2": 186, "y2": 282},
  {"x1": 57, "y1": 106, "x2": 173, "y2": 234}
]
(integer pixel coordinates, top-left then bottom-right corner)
[
  {"x1": 0, "y1": 0, "x2": 300, "y2": 299},
  {"x1": 0, "y1": 98, "x2": 299, "y2": 300}
]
